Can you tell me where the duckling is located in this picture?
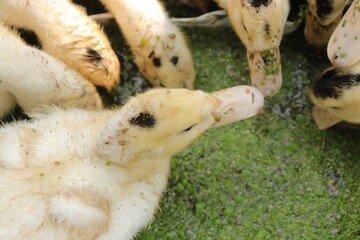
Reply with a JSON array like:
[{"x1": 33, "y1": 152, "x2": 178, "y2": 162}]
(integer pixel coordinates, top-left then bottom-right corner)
[
  {"x1": 0, "y1": 22, "x2": 103, "y2": 119},
  {"x1": 216, "y1": 0, "x2": 290, "y2": 97},
  {"x1": 0, "y1": 0, "x2": 120, "y2": 91},
  {"x1": 310, "y1": 59, "x2": 360, "y2": 129},
  {"x1": 100, "y1": 0, "x2": 195, "y2": 89},
  {"x1": 90, "y1": 0, "x2": 291, "y2": 96},
  {"x1": 0, "y1": 86, "x2": 263, "y2": 239},
  {"x1": 304, "y1": 0, "x2": 348, "y2": 47},
  {"x1": 327, "y1": 0, "x2": 360, "y2": 67}
]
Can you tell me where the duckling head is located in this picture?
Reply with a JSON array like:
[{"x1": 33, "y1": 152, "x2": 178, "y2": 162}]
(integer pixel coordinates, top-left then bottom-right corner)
[
  {"x1": 133, "y1": 28, "x2": 195, "y2": 89},
  {"x1": 310, "y1": 63, "x2": 360, "y2": 129},
  {"x1": 304, "y1": 0, "x2": 347, "y2": 47},
  {"x1": 225, "y1": 0, "x2": 290, "y2": 97},
  {"x1": 96, "y1": 86, "x2": 263, "y2": 163}
]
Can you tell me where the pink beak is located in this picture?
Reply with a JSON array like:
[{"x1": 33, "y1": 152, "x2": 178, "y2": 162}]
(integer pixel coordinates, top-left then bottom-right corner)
[{"x1": 211, "y1": 86, "x2": 264, "y2": 128}]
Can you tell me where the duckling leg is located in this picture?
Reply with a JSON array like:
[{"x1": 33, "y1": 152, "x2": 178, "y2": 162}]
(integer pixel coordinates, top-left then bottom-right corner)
[
  {"x1": 0, "y1": 0, "x2": 120, "y2": 91},
  {"x1": 0, "y1": 23, "x2": 103, "y2": 118},
  {"x1": 99, "y1": 0, "x2": 195, "y2": 89},
  {"x1": 217, "y1": 0, "x2": 289, "y2": 97}
]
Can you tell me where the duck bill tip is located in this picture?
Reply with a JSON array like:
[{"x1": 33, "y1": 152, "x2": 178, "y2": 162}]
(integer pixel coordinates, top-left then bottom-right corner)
[
  {"x1": 247, "y1": 49, "x2": 282, "y2": 97},
  {"x1": 210, "y1": 86, "x2": 264, "y2": 128}
]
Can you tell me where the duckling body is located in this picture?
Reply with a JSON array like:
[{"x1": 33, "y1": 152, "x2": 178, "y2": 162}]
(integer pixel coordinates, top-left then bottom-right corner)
[
  {"x1": 0, "y1": 23, "x2": 103, "y2": 119},
  {"x1": 0, "y1": 87, "x2": 263, "y2": 239},
  {"x1": 310, "y1": 60, "x2": 360, "y2": 129}
]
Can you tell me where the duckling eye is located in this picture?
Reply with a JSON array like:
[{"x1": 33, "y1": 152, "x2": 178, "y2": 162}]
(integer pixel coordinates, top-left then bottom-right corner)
[{"x1": 182, "y1": 126, "x2": 193, "y2": 132}]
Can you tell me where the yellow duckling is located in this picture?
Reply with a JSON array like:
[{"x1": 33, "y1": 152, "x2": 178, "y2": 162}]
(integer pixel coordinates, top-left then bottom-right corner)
[
  {"x1": 100, "y1": 0, "x2": 195, "y2": 89},
  {"x1": 0, "y1": 0, "x2": 120, "y2": 91},
  {"x1": 0, "y1": 86, "x2": 263, "y2": 239},
  {"x1": 0, "y1": 23, "x2": 102, "y2": 119},
  {"x1": 310, "y1": 60, "x2": 360, "y2": 129}
]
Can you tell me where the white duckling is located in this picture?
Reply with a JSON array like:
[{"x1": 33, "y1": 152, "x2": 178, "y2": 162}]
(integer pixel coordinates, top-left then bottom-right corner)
[
  {"x1": 100, "y1": 0, "x2": 195, "y2": 89},
  {"x1": 304, "y1": 0, "x2": 348, "y2": 47},
  {"x1": 0, "y1": 86, "x2": 263, "y2": 240},
  {"x1": 310, "y1": 59, "x2": 360, "y2": 129},
  {"x1": 0, "y1": 0, "x2": 120, "y2": 91},
  {"x1": 216, "y1": 0, "x2": 290, "y2": 97},
  {"x1": 0, "y1": 22, "x2": 103, "y2": 119}
]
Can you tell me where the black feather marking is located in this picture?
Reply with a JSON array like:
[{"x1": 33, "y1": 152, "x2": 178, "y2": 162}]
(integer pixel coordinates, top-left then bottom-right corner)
[
  {"x1": 264, "y1": 22, "x2": 271, "y2": 38},
  {"x1": 171, "y1": 56, "x2": 179, "y2": 66},
  {"x1": 129, "y1": 112, "x2": 156, "y2": 128},
  {"x1": 86, "y1": 48, "x2": 103, "y2": 63},
  {"x1": 312, "y1": 68, "x2": 360, "y2": 99},
  {"x1": 316, "y1": 0, "x2": 333, "y2": 19},
  {"x1": 152, "y1": 58, "x2": 161, "y2": 68},
  {"x1": 246, "y1": 0, "x2": 272, "y2": 8}
]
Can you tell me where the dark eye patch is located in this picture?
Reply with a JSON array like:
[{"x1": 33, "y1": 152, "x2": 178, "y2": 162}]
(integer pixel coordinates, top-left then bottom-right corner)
[
  {"x1": 86, "y1": 48, "x2": 103, "y2": 63},
  {"x1": 129, "y1": 112, "x2": 156, "y2": 128}
]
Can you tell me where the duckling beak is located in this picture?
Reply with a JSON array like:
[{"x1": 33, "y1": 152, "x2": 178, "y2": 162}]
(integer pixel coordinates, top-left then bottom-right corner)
[
  {"x1": 247, "y1": 48, "x2": 282, "y2": 97},
  {"x1": 312, "y1": 106, "x2": 342, "y2": 130},
  {"x1": 211, "y1": 86, "x2": 264, "y2": 128},
  {"x1": 327, "y1": 0, "x2": 360, "y2": 67}
]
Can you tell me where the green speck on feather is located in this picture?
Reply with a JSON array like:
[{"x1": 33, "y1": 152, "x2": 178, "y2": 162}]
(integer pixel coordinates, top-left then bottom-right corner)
[
  {"x1": 105, "y1": 161, "x2": 112, "y2": 166},
  {"x1": 342, "y1": 20, "x2": 347, "y2": 27},
  {"x1": 140, "y1": 38, "x2": 147, "y2": 48}
]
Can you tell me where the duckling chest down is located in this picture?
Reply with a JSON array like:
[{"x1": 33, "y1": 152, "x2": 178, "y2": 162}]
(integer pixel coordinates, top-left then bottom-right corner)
[{"x1": 0, "y1": 87, "x2": 263, "y2": 239}]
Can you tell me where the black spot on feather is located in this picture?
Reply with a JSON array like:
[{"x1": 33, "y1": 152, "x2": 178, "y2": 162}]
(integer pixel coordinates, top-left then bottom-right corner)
[
  {"x1": 86, "y1": 48, "x2": 103, "y2": 63},
  {"x1": 129, "y1": 112, "x2": 156, "y2": 128},
  {"x1": 312, "y1": 68, "x2": 360, "y2": 99},
  {"x1": 264, "y1": 22, "x2": 271, "y2": 39},
  {"x1": 152, "y1": 58, "x2": 161, "y2": 68},
  {"x1": 171, "y1": 56, "x2": 179, "y2": 66},
  {"x1": 148, "y1": 51, "x2": 155, "y2": 59}
]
